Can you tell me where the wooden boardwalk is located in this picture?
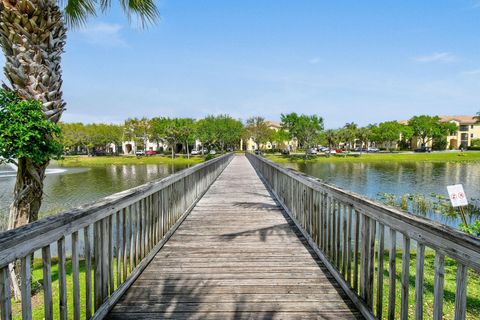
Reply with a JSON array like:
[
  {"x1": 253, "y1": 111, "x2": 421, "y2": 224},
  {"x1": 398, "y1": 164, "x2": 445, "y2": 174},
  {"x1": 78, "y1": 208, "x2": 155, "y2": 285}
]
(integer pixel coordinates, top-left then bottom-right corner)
[{"x1": 107, "y1": 155, "x2": 362, "y2": 319}]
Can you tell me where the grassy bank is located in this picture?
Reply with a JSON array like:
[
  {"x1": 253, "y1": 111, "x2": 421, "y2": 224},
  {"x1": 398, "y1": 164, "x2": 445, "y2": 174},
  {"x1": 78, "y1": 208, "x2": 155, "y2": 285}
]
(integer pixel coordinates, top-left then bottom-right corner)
[
  {"x1": 54, "y1": 155, "x2": 205, "y2": 167},
  {"x1": 266, "y1": 151, "x2": 480, "y2": 164}
]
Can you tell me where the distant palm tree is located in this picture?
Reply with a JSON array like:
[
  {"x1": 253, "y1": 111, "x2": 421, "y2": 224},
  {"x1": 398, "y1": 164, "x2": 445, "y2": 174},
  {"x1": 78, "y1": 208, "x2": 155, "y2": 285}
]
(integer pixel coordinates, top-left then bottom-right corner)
[
  {"x1": 324, "y1": 129, "x2": 338, "y2": 157},
  {"x1": 0, "y1": 1, "x2": 159, "y2": 230},
  {"x1": 475, "y1": 112, "x2": 480, "y2": 123}
]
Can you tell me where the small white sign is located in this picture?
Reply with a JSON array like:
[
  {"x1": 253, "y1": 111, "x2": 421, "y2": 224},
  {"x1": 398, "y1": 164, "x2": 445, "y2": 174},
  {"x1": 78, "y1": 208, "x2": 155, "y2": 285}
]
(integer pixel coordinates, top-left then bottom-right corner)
[{"x1": 447, "y1": 184, "x2": 468, "y2": 207}]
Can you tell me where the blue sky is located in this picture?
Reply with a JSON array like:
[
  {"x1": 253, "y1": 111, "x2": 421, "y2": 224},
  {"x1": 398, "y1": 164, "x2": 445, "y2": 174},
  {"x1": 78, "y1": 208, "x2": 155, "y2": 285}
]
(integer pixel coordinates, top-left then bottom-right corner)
[{"x1": 1, "y1": 0, "x2": 480, "y2": 128}]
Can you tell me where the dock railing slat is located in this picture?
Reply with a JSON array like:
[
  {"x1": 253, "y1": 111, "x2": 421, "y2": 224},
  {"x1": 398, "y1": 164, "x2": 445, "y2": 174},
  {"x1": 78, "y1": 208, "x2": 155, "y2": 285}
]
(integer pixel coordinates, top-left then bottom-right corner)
[
  {"x1": 246, "y1": 152, "x2": 480, "y2": 320},
  {"x1": 0, "y1": 153, "x2": 233, "y2": 320}
]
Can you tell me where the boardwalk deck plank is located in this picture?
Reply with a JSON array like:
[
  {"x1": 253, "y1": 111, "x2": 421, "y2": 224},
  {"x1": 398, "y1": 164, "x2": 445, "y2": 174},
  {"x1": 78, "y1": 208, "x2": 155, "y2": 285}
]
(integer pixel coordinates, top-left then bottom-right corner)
[{"x1": 107, "y1": 155, "x2": 362, "y2": 320}]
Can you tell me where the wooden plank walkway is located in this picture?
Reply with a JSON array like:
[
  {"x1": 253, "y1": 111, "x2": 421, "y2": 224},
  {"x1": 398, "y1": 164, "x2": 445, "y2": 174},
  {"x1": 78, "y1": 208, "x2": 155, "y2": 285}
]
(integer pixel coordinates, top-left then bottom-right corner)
[{"x1": 107, "y1": 155, "x2": 363, "y2": 319}]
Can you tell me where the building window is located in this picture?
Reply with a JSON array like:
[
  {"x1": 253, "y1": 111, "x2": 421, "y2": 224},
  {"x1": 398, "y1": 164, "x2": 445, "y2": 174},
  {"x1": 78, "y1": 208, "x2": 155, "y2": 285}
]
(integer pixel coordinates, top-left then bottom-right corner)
[
  {"x1": 471, "y1": 134, "x2": 474, "y2": 138},
  {"x1": 471, "y1": 125, "x2": 475, "y2": 129},
  {"x1": 459, "y1": 125, "x2": 469, "y2": 132}
]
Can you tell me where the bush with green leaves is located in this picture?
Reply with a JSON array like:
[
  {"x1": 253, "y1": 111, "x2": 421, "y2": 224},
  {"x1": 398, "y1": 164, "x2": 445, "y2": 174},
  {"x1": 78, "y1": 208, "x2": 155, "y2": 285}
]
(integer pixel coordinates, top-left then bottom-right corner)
[{"x1": 0, "y1": 89, "x2": 63, "y2": 165}]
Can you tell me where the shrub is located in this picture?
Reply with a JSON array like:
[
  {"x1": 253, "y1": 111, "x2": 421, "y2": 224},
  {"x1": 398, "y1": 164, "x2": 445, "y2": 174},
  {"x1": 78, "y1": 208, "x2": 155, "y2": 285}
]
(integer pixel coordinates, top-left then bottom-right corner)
[
  {"x1": 432, "y1": 138, "x2": 448, "y2": 150},
  {"x1": 0, "y1": 89, "x2": 63, "y2": 164},
  {"x1": 471, "y1": 139, "x2": 480, "y2": 147},
  {"x1": 205, "y1": 154, "x2": 215, "y2": 161}
]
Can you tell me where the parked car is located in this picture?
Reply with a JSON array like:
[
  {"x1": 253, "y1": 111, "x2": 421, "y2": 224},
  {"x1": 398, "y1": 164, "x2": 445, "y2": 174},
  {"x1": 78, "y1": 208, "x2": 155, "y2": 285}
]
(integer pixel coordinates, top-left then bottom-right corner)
[
  {"x1": 335, "y1": 149, "x2": 343, "y2": 153},
  {"x1": 353, "y1": 147, "x2": 367, "y2": 152},
  {"x1": 209, "y1": 150, "x2": 217, "y2": 155},
  {"x1": 135, "y1": 150, "x2": 145, "y2": 156},
  {"x1": 367, "y1": 147, "x2": 379, "y2": 153},
  {"x1": 191, "y1": 150, "x2": 201, "y2": 155},
  {"x1": 92, "y1": 150, "x2": 107, "y2": 156},
  {"x1": 281, "y1": 149, "x2": 290, "y2": 155},
  {"x1": 307, "y1": 148, "x2": 318, "y2": 155},
  {"x1": 145, "y1": 150, "x2": 157, "y2": 156},
  {"x1": 415, "y1": 147, "x2": 432, "y2": 153}
]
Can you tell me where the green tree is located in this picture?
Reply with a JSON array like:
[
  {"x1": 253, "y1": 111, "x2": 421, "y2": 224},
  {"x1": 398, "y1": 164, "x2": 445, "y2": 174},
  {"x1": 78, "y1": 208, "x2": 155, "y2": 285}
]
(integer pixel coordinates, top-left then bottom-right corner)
[
  {"x1": 59, "y1": 122, "x2": 89, "y2": 153},
  {"x1": 373, "y1": 121, "x2": 404, "y2": 151},
  {"x1": 356, "y1": 127, "x2": 371, "y2": 154},
  {"x1": 0, "y1": 90, "x2": 62, "y2": 228},
  {"x1": 281, "y1": 113, "x2": 324, "y2": 157},
  {"x1": 245, "y1": 117, "x2": 273, "y2": 150},
  {"x1": 124, "y1": 117, "x2": 151, "y2": 152},
  {"x1": 150, "y1": 117, "x2": 171, "y2": 150},
  {"x1": 339, "y1": 122, "x2": 358, "y2": 151},
  {"x1": 398, "y1": 125, "x2": 414, "y2": 150},
  {"x1": 196, "y1": 116, "x2": 218, "y2": 153},
  {"x1": 87, "y1": 123, "x2": 123, "y2": 154},
  {"x1": 322, "y1": 129, "x2": 339, "y2": 157},
  {"x1": 163, "y1": 118, "x2": 196, "y2": 159},
  {"x1": 408, "y1": 115, "x2": 457, "y2": 148},
  {"x1": 0, "y1": 1, "x2": 159, "y2": 229},
  {"x1": 176, "y1": 118, "x2": 196, "y2": 158},
  {"x1": 270, "y1": 129, "x2": 290, "y2": 150},
  {"x1": 214, "y1": 115, "x2": 244, "y2": 152}
]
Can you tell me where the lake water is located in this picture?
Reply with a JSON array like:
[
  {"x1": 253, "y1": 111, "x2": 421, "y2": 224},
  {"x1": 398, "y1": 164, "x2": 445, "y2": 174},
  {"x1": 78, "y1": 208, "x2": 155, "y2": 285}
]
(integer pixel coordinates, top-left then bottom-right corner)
[
  {"x1": 278, "y1": 161, "x2": 480, "y2": 229},
  {"x1": 0, "y1": 162, "x2": 191, "y2": 231},
  {"x1": 2, "y1": 160, "x2": 479, "y2": 232}
]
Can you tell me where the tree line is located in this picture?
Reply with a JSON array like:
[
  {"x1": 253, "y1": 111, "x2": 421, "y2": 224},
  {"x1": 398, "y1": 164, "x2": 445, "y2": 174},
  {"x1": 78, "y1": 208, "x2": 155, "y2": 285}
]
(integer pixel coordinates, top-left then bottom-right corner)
[
  {"x1": 321, "y1": 115, "x2": 458, "y2": 152},
  {"x1": 244, "y1": 114, "x2": 460, "y2": 154},
  {"x1": 59, "y1": 115, "x2": 245, "y2": 158},
  {"x1": 59, "y1": 113, "x2": 462, "y2": 159}
]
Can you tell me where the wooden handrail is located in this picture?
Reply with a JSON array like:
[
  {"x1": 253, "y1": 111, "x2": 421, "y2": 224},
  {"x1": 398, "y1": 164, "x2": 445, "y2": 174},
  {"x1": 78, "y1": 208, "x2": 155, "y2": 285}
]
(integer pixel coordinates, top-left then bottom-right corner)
[
  {"x1": 0, "y1": 153, "x2": 234, "y2": 320},
  {"x1": 247, "y1": 152, "x2": 479, "y2": 320}
]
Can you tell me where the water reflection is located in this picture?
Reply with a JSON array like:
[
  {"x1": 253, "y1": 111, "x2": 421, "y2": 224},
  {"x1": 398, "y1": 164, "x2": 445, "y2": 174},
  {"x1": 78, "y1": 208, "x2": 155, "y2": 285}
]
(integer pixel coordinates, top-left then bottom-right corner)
[
  {"x1": 0, "y1": 163, "x2": 190, "y2": 231},
  {"x1": 282, "y1": 161, "x2": 480, "y2": 229}
]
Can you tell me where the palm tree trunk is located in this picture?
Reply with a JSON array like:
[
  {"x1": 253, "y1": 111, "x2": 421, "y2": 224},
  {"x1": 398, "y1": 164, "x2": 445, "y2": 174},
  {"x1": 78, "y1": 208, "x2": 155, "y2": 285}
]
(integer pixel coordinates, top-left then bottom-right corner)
[
  {"x1": 1, "y1": 0, "x2": 66, "y2": 226},
  {"x1": 7, "y1": 158, "x2": 47, "y2": 299},
  {"x1": 1, "y1": 1, "x2": 66, "y2": 298},
  {"x1": 186, "y1": 141, "x2": 190, "y2": 159},
  {"x1": 8, "y1": 158, "x2": 47, "y2": 228}
]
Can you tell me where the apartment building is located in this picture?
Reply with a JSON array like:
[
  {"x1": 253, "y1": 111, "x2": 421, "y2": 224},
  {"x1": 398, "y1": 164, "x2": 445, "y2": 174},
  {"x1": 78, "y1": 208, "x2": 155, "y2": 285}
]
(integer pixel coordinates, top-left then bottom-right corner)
[
  {"x1": 441, "y1": 116, "x2": 480, "y2": 149},
  {"x1": 241, "y1": 121, "x2": 298, "y2": 151}
]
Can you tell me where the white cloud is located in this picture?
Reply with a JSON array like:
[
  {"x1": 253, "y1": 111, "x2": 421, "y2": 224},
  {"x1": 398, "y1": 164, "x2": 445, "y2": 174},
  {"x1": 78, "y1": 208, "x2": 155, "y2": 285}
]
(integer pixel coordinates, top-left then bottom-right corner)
[
  {"x1": 413, "y1": 52, "x2": 457, "y2": 63},
  {"x1": 308, "y1": 57, "x2": 321, "y2": 64},
  {"x1": 461, "y1": 69, "x2": 480, "y2": 75},
  {"x1": 78, "y1": 23, "x2": 128, "y2": 48}
]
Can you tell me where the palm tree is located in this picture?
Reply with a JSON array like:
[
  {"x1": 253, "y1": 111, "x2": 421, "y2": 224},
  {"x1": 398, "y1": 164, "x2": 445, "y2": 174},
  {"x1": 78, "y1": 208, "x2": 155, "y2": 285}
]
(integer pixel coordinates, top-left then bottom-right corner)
[
  {"x1": 342, "y1": 122, "x2": 358, "y2": 151},
  {"x1": 0, "y1": 1, "x2": 159, "y2": 231},
  {"x1": 324, "y1": 129, "x2": 338, "y2": 157},
  {"x1": 356, "y1": 127, "x2": 371, "y2": 154}
]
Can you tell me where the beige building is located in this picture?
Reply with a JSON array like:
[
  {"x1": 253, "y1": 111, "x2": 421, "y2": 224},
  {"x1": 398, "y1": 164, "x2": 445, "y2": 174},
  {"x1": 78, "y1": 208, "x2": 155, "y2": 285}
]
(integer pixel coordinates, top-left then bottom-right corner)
[
  {"x1": 241, "y1": 121, "x2": 298, "y2": 151},
  {"x1": 441, "y1": 116, "x2": 479, "y2": 149}
]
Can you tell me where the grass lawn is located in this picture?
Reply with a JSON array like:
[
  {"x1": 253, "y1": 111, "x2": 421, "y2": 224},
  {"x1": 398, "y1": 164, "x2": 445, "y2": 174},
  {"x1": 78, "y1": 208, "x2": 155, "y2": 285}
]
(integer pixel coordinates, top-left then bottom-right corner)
[
  {"x1": 373, "y1": 250, "x2": 480, "y2": 319},
  {"x1": 12, "y1": 258, "x2": 95, "y2": 319},
  {"x1": 54, "y1": 155, "x2": 205, "y2": 167},
  {"x1": 266, "y1": 151, "x2": 480, "y2": 164}
]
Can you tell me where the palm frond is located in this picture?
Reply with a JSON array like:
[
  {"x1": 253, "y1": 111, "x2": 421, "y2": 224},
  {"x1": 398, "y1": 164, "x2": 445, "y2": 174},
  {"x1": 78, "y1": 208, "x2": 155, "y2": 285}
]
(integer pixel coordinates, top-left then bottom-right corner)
[
  {"x1": 63, "y1": 0, "x2": 97, "y2": 27},
  {"x1": 119, "y1": 0, "x2": 160, "y2": 28},
  {"x1": 63, "y1": 0, "x2": 159, "y2": 29}
]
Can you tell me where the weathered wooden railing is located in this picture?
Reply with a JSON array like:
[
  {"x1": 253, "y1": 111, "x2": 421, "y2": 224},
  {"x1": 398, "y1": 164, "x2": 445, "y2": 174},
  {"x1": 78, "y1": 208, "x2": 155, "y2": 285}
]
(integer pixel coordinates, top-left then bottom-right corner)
[
  {"x1": 247, "y1": 153, "x2": 480, "y2": 320},
  {"x1": 0, "y1": 153, "x2": 233, "y2": 320}
]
